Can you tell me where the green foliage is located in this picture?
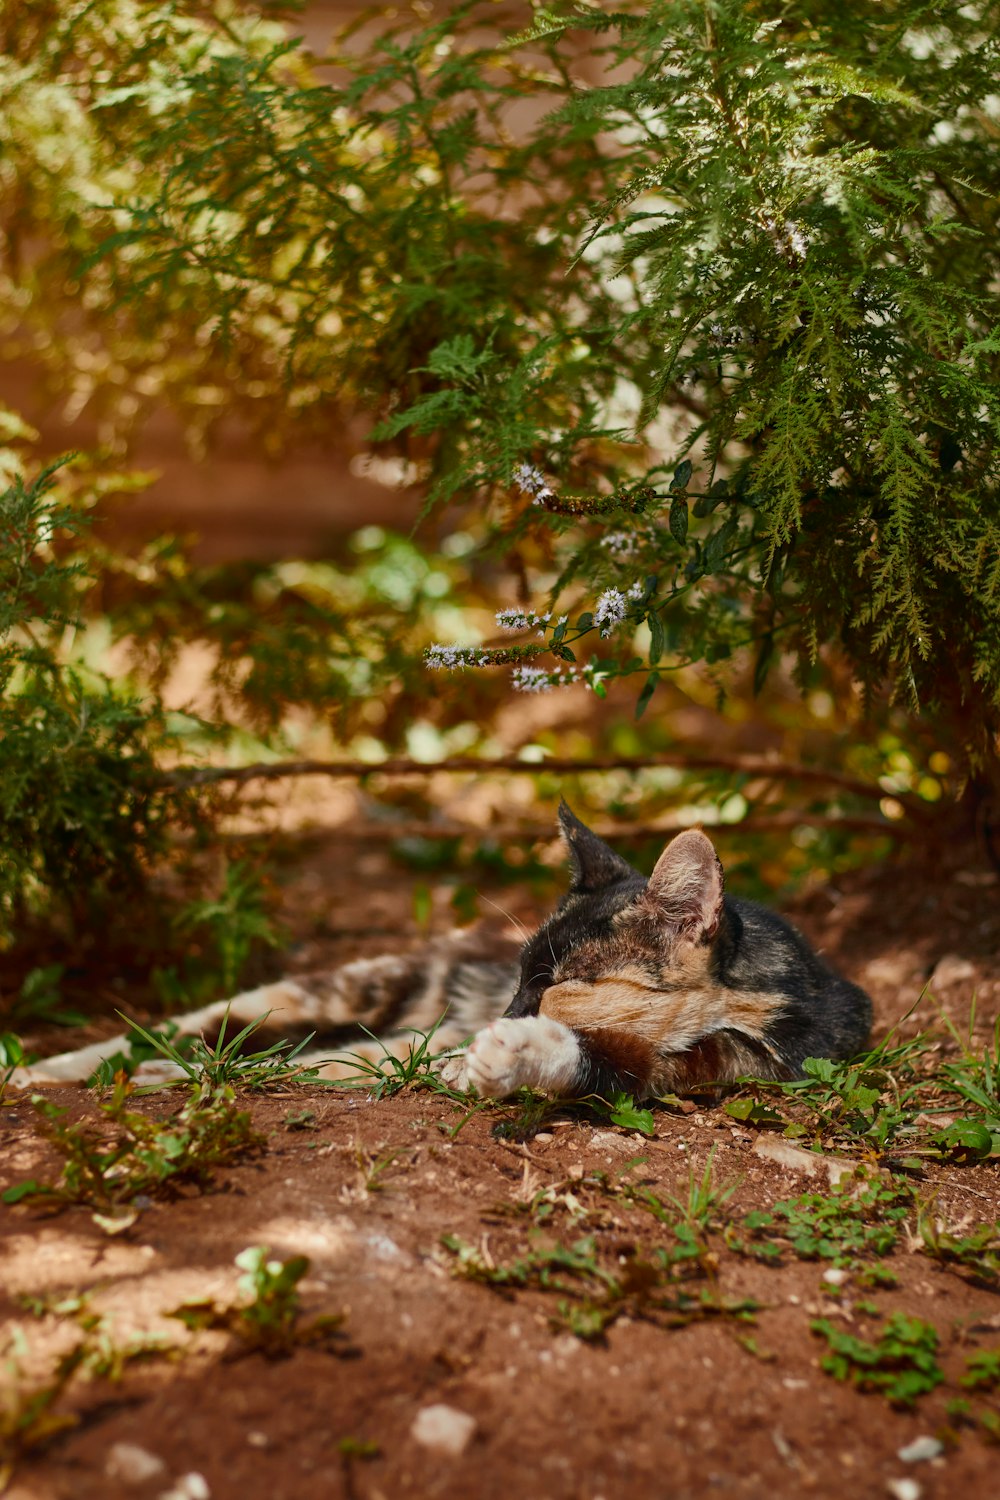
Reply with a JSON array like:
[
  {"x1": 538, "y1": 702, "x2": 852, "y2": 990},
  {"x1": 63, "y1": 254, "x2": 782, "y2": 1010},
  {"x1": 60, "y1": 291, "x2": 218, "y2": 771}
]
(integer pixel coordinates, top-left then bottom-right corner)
[
  {"x1": 333, "y1": 1020, "x2": 473, "y2": 1101},
  {"x1": 962, "y1": 1349, "x2": 1000, "y2": 1391},
  {"x1": 724, "y1": 1027, "x2": 1000, "y2": 1162},
  {"x1": 117, "y1": 1007, "x2": 320, "y2": 1093},
  {"x1": 169, "y1": 1246, "x2": 348, "y2": 1357},
  {"x1": 606, "y1": 1092, "x2": 656, "y2": 1136},
  {"x1": 730, "y1": 1171, "x2": 913, "y2": 1268},
  {"x1": 918, "y1": 1207, "x2": 1000, "y2": 1284},
  {"x1": 1, "y1": 1078, "x2": 263, "y2": 1221},
  {"x1": 0, "y1": 1331, "x2": 79, "y2": 1487},
  {"x1": 6, "y1": 0, "x2": 1000, "y2": 779},
  {"x1": 811, "y1": 1313, "x2": 944, "y2": 1408},
  {"x1": 441, "y1": 1229, "x2": 756, "y2": 1342},
  {"x1": 4, "y1": 0, "x2": 1000, "y2": 984}
]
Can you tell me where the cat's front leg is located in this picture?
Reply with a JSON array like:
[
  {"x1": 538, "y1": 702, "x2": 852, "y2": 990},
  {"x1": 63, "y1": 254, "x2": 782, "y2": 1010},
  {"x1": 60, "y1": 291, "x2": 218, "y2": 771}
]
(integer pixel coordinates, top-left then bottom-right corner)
[{"x1": 463, "y1": 1015, "x2": 583, "y2": 1098}]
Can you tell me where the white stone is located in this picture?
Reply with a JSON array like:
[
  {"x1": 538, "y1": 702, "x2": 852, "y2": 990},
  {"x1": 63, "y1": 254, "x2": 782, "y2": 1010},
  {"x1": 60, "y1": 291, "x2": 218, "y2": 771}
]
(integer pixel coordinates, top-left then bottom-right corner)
[
  {"x1": 752, "y1": 1136, "x2": 854, "y2": 1183},
  {"x1": 106, "y1": 1443, "x2": 166, "y2": 1485},
  {"x1": 159, "y1": 1475, "x2": 211, "y2": 1500},
  {"x1": 897, "y1": 1436, "x2": 944, "y2": 1464},
  {"x1": 822, "y1": 1268, "x2": 849, "y2": 1286},
  {"x1": 887, "y1": 1479, "x2": 922, "y2": 1500},
  {"x1": 411, "y1": 1403, "x2": 477, "y2": 1457},
  {"x1": 929, "y1": 954, "x2": 976, "y2": 988}
]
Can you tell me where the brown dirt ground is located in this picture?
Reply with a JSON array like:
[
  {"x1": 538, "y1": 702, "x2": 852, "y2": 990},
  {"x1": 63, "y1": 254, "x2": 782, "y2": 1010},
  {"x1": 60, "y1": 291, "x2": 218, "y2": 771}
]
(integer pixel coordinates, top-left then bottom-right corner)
[{"x1": 2, "y1": 839, "x2": 999, "y2": 1500}]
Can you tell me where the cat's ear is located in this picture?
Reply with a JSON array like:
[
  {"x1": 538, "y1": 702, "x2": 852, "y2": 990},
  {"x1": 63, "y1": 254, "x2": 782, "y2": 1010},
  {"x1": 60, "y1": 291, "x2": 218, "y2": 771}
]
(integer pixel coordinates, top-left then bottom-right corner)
[
  {"x1": 558, "y1": 801, "x2": 635, "y2": 893},
  {"x1": 639, "y1": 828, "x2": 724, "y2": 939}
]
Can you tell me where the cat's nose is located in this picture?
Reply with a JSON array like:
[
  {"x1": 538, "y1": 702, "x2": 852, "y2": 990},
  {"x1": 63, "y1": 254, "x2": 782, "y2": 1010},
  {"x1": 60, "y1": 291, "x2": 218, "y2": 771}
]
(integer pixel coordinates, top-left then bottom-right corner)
[{"x1": 503, "y1": 984, "x2": 543, "y2": 1018}]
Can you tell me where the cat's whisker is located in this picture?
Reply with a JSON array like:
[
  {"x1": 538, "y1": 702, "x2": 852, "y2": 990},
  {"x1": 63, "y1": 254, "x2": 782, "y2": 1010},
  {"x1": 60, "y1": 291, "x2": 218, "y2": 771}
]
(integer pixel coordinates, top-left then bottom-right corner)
[{"x1": 478, "y1": 893, "x2": 532, "y2": 944}]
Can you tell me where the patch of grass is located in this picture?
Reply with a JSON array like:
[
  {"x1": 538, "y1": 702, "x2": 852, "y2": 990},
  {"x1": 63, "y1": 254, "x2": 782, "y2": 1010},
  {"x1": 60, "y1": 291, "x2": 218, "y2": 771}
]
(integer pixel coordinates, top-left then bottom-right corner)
[
  {"x1": 333, "y1": 1020, "x2": 474, "y2": 1103},
  {"x1": 0, "y1": 1331, "x2": 79, "y2": 1489},
  {"x1": 810, "y1": 1313, "x2": 943, "y2": 1408},
  {"x1": 935, "y1": 1002, "x2": 1000, "y2": 1153},
  {"x1": 725, "y1": 1017, "x2": 999, "y2": 1164},
  {"x1": 113, "y1": 1009, "x2": 322, "y2": 1093},
  {"x1": 1, "y1": 1078, "x2": 263, "y2": 1226},
  {"x1": 0, "y1": 1034, "x2": 29, "y2": 1106},
  {"x1": 10, "y1": 966, "x2": 87, "y2": 1029},
  {"x1": 353, "y1": 1144, "x2": 407, "y2": 1193},
  {"x1": 0, "y1": 1309, "x2": 176, "y2": 1488},
  {"x1": 170, "y1": 1247, "x2": 349, "y2": 1359},
  {"x1": 961, "y1": 1349, "x2": 1000, "y2": 1391},
  {"x1": 728, "y1": 1170, "x2": 913, "y2": 1270},
  {"x1": 918, "y1": 1206, "x2": 1000, "y2": 1285},
  {"x1": 442, "y1": 1229, "x2": 756, "y2": 1342}
]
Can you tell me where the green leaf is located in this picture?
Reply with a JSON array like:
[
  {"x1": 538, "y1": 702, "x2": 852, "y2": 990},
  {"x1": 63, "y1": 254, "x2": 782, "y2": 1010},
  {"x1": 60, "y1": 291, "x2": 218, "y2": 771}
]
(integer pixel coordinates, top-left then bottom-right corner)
[
  {"x1": 634, "y1": 671, "x2": 658, "y2": 721},
  {"x1": 668, "y1": 495, "x2": 688, "y2": 545},
  {"x1": 608, "y1": 1094, "x2": 655, "y2": 1136},
  {"x1": 725, "y1": 1098, "x2": 783, "y2": 1127},
  {"x1": 669, "y1": 460, "x2": 692, "y2": 492},
  {"x1": 2, "y1": 1181, "x2": 47, "y2": 1203},
  {"x1": 648, "y1": 610, "x2": 665, "y2": 666},
  {"x1": 934, "y1": 1119, "x2": 992, "y2": 1161}
]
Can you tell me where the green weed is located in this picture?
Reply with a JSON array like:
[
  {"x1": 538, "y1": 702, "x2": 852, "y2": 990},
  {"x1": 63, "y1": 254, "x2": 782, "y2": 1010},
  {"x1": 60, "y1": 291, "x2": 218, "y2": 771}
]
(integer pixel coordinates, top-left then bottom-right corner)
[
  {"x1": 0, "y1": 1034, "x2": 28, "y2": 1106},
  {"x1": 1, "y1": 1078, "x2": 263, "y2": 1225},
  {"x1": 729, "y1": 1171, "x2": 913, "y2": 1270},
  {"x1": 0, "y1": 1310, "x2": 175, "y2": 1488},
  {"x1": 10, "y1": 966, "x2": 86, "y2": 1029},
  {"x1": 114, "y1": 1009, "x2": 321, "y2": 1093},
  {"x1": 918, "y1": 1206, "x2": 1000, "y2": 1285},
  {"x1": 441, "y1": 1211, "x2": 756, "y2": 1344},
  {"x1": 811, "y1": 1313, "x2": 944, "y2": 1408},
  {"x1": 726, "y1": 1022, "x2": 998, "y2": 1164},
  {"x1": 961, "y1": 1349, "x2": 1000, "y2": 1391},
  {"x1": 333, "y1": 1020, "x2": 472, "y2": 1103},
  {"x1": 0, "y1": 1331, "x2": 79, "y2": 1489},
  {"x1": 170, "y1": 1247, "x2": 348, "y2": 1358},
  {"x1": 175, "y1": 861, "x2": 282, "y2": 996}
]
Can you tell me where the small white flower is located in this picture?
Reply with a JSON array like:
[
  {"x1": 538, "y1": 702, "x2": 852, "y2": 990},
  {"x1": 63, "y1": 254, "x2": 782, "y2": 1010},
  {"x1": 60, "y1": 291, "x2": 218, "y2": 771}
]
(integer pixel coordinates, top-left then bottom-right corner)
[
  {"x1": 512, "y1": 462, "x2": 554, "y2": 505},
  {"x1": 495, "y1": 608, "x2": 531, "y2": 631},
  {"x1": 601, "y1": 531, "x2": 640, "y2": 559},
  {"x1": 512, "y1": 666, "x2": 553, "y2": 693},
  {"x1": 425, "y1": 643, "x2": 479, "y2": 670},
  {"x1": 627, "y1": 580, "x2": 645, "y2": 600},
  {"x1": 594, "y1": 588, "x2": 628, "y2": 636}
]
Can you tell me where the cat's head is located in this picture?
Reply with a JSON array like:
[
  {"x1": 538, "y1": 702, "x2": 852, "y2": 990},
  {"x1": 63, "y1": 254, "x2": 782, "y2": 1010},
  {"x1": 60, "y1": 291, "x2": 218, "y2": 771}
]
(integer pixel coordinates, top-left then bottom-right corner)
[{"x1": 504, "y1": 801, "x2": 725, "y2": 1018}]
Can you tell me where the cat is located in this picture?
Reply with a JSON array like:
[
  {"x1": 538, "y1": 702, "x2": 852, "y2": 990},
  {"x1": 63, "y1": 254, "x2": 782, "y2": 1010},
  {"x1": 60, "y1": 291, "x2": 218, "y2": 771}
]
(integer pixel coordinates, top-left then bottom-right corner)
[{"x1": 8, "y1": 802, "x2": 872, "y2": 1097}]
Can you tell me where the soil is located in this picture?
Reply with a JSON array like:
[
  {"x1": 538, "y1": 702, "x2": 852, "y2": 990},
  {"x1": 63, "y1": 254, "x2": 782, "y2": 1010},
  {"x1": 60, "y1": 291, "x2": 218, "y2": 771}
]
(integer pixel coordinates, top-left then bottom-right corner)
[{"x1": 2, "y1": 840, "x2": 999, "y2": 1500}]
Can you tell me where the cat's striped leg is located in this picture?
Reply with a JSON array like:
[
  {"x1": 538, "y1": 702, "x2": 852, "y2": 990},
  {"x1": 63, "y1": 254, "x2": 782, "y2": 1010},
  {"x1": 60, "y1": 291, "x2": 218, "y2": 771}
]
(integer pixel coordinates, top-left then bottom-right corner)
[{"x1": 6, "y1": 980, "x2": 324, "y2": 1088}]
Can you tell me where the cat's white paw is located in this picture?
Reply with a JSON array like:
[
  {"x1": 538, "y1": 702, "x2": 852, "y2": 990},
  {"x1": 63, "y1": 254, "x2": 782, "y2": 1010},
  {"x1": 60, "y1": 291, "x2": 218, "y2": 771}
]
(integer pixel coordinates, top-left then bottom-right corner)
[
  {"x1": 465, "y1": 1015, "x2": 581, "y2": 1098},
  {"x1": 436, "y1": 1052, "x2": 471, "y2": 1092}
]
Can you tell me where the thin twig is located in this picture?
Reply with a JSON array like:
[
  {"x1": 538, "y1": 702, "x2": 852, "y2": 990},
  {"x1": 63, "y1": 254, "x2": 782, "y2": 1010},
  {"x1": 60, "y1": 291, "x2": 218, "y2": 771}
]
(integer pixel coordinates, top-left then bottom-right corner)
[
  {"x1": 162, "y1": 752, "x2": 920, "y2": 811},
  {"x1": 206, "y1": 813, "x2": 913, "y2": 844}
]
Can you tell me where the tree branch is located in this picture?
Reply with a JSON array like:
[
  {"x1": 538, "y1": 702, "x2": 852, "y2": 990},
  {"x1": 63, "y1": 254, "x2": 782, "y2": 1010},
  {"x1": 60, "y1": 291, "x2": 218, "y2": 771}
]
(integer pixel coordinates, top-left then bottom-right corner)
[
  {"x1": 262, "y1": 812, "x2": 912, "y2": 843},
  {"x1": 162, "y1": 752, "x2": 924, "y2": 813}
]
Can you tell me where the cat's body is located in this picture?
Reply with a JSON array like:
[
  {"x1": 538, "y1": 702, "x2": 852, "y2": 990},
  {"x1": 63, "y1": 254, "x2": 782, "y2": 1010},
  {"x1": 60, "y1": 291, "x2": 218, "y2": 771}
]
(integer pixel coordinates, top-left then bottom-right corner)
[{"x1": 10, "y1": 805, "x2": 872, "y2": 1096}]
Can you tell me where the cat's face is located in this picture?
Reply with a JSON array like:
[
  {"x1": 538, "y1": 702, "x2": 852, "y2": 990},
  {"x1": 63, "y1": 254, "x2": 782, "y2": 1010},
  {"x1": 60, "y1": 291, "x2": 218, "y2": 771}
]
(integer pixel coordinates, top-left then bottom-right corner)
[{"x1": 504, "y1": 803, "x2": 725, "y2": 1022}]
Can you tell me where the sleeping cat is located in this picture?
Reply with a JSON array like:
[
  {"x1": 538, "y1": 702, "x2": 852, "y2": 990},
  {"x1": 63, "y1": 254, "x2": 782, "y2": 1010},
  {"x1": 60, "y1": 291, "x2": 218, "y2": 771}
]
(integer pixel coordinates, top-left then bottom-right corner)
[{"x1": 9, "y1": 803, "x2": 872, "y2": 1097}]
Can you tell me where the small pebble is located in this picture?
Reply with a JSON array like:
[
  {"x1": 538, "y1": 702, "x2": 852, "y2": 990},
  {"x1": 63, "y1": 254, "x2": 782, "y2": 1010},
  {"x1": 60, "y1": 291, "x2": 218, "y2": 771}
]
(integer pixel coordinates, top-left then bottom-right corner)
[
  {"x1": 160, "y1": 1474, "x2": 210, "y2": 1500},
  {"x1": 887, "y1": 1480, "x2": 922, "y2": 1500},
  {"x1": 533, "y1": 1131, "x2": 553, "y2": 1143},
  {"x1": 822, "y1": 1268, "x2": 849, "y2": 1286},
  {"x1": 898, "y1": 1436, "x2": 944, "y2": 1464},
  {"x1": 411, "y1": 1403, "x2": 477, "y2": 1457},
  {"x1": 106, "y1": 1443, "x2": 166, "y2": 1485}
]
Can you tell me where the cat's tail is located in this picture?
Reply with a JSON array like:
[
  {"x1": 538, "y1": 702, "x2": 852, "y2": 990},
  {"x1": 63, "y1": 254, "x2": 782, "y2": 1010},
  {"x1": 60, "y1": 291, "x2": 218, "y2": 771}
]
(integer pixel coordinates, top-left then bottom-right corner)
[{"x1": 7, "y1": 928, "x2": 522, "y2": 1089}]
